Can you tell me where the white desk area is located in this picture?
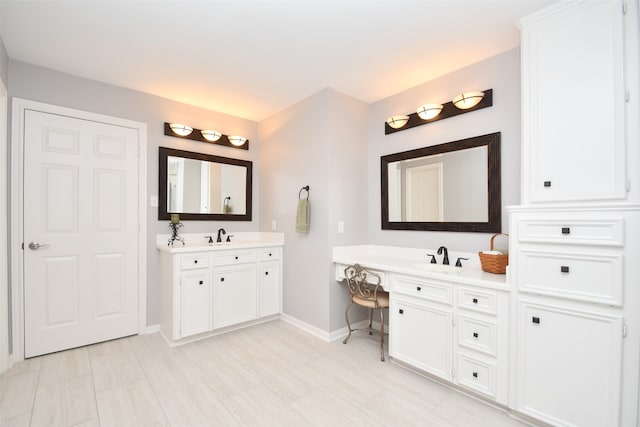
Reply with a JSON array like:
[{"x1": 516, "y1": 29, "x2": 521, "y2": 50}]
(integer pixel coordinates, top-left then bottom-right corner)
[{"x1": 333, "y1": 244, "x2": 510, "y2": 405}]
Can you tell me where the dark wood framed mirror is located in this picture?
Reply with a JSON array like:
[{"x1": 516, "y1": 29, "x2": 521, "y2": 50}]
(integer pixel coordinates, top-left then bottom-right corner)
[
  {"x1": 159, "y1": 147, "x2": 252, "y2": 221},
  {"x1": 381, "y1": 132, "x2": 501, "y2": 232}
]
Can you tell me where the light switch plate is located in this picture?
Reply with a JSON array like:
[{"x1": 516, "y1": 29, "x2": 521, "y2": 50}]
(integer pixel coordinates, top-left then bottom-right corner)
[{"x1": 150, "y1": 195, "x2": 158, "y2": 207}]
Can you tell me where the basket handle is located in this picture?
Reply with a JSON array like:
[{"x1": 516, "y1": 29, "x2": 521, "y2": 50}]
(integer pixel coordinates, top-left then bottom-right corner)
[{"x1": 490, "y1": 233, "x2": 509, "y2": 250}]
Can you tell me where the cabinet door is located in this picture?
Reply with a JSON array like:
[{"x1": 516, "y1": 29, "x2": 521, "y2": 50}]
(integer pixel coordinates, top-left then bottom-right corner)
[
  {"x1": 522, "y1": 1, "x2": 626, "y2": 203},
  {"x1": 258, "y1": 262, "x2": 280, "y2": 317},
  {"x1": 180, "y1": 271, "x2": 211, "y2": 338},
  {"x1": 515, "y1": 299, "x2": 622, "y2": 427},
  {"x1": 213, "y1": 266, "x2": 257, "y2": 329},
  {"x1": 390, "y1": 297, "x2": 452, "y2": 381}
]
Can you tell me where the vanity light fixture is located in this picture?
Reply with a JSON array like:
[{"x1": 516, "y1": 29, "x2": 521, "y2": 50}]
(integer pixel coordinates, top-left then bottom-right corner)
[
  {"x1": 386, "y1": 115, "x2": 410, "y2": 129},
  {"x1": 452, "y1": 92, "x2": 485, "y2": 110},
  {"x1": 228, "y1": 136, "x2": 247, "y2": 147},
  {"x1": 163, "y1": 122, "x2": 249, "y2": 150},
  {"x1": 169, "y1": 123, "x2": 193, "y2": 136},
  {"x1": 201, "y1": 130, "x2": 222, "y2": 142},
  {"x1": 384, "y1": 89, "x2": 493, "y2": 135},
  {"x1": 416, "y1": 104, "x2": 444, "y2": 120}
]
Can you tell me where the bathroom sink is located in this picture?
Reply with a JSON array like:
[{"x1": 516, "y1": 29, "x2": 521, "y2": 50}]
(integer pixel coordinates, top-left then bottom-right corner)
[{"x1": 410, "y1": 263, "x2": 463, "y2": 274}]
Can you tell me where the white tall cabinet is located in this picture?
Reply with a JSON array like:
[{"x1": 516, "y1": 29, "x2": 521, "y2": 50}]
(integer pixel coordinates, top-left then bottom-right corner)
[{"x1": 511, "y1": 1, "x2": 640, "y2": 426}]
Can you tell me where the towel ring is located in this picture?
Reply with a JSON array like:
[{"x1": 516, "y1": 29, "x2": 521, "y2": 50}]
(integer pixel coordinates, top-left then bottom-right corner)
[{"x1": 299, "y1": 185, "x2": 310, "y2": 199}]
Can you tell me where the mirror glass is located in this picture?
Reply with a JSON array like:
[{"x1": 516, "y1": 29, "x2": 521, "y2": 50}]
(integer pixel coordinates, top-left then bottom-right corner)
[
  {"x1": 381, "y1": 132, "x2": 501, "y2": 232},
  {"x1": 159, "y1": 147, "x2": 252, "y2": 221}
]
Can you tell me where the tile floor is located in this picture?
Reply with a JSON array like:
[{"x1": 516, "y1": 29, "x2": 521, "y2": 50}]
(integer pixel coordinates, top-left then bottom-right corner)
[{"x1": 0, "y1": 320, "x2": 527, "y2": 426}]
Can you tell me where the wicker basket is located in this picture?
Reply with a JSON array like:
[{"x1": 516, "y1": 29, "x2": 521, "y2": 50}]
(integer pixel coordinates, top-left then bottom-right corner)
[{"x1": 478, "y1": 233, "x2": 509, "y2": 274}]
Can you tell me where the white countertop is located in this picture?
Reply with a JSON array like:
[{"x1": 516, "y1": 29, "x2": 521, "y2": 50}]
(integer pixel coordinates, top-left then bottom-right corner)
[
  {"x1": 157, "y1": 232, "x2": 284, "y2": 253},
  {"x1": 333, "y1": 245, "x2": 508, "y2": 289}
]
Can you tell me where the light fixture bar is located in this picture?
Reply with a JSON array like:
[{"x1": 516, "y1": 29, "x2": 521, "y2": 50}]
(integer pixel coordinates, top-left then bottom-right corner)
[
  {"x1": 164, "y1": 123, "x2": 249, "y2": 150},
  {"x1": 385, "y1": 89, "x2": 493, "y2": 135}
]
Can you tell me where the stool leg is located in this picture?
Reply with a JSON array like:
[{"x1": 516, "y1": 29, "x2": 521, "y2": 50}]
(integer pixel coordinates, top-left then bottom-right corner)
[
  {"x1": 379, "y1": 308, "x2": 385, "y2": 362},
  {"x1": 343, "y1": 300, "x2": 354, "y2": 344},
  {"x1": 368, "y1": 308, "x2": 373, "y2": 335}
]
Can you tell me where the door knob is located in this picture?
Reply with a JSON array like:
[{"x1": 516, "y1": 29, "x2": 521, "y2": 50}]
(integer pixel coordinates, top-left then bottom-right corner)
[{"x1": 28, "y1": 242, "x2": 50, "y2": 250}]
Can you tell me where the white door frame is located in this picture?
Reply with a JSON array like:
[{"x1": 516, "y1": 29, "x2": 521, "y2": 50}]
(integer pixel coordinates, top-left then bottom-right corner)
[
  {"x1": 0, "y1": 80, "x2": 8, "y2": 373},
  {"x1": 10, "y1": 98, "x2": 147, "y2": 362}
]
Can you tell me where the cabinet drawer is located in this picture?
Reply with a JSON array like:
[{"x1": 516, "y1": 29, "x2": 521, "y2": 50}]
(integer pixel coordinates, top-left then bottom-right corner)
[
  {"x1": 457, "y1": 353, "x2": 496, "y2": 399},
  {"x1": 181, "y1": 254, "x2": 210, "y2": 270},
  {"x1": 213, "y1": 250, "x2": 257, "y2": 266},
  {"x1": 518, "y1": 250, "x2": 623, "y2": 306},
  {"x1": 393, "y1": 275, "x2": 452, "y2": 305},
  {"x1": 518, "y1": 218, "x2": 624, "y2": 246},
  {"x1": 457, "y1": 287, "x2": 497, "y2": 316},
  {"x1": 259, "y1": 248, "x2": 280, "y2": 262},
  {"x1": 458, "y1": 314, "x2": 497, "y2": 356}
]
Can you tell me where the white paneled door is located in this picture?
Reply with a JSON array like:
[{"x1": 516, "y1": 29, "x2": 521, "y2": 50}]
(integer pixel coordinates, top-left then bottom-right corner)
[{"x1": 23, "y1": 110, "x2": 139, "y2": 358}]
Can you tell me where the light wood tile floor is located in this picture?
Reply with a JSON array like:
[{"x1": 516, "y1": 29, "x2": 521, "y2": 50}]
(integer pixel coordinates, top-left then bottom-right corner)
[{"x1": 0, "y1": 320, "x2": 528, "y2": 426}]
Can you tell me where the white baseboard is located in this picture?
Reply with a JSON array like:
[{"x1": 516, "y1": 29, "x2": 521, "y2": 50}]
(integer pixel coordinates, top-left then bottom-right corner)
[
  {"x1": 145, "y1": 324, "x2": 160, "y2": 334},
  {"x1": 280, "y1": 313, "x2": 333, "y2": 341},
  {"x1": 280, "y1": 313, "x2": 386, "y2": 343}
]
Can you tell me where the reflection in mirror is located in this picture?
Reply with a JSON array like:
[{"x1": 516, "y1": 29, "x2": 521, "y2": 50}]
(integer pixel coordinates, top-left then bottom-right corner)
[
  {"x1": 159, "y1": 147, "x2": 252, "y2": 221},
  {"x1": 167, "y1": 156, "x2": 247, "y2": 215},
  {"x1": 381, "y1": 132, "x2": 501, "y2": 232}
]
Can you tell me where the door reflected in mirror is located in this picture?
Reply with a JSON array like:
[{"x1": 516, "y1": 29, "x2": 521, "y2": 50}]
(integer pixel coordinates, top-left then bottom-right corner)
[
  {"x1": 159, "y1": 147, "x2": 252, "y2": 221},
  {"x1": 381, "y1": 132, "x2": 500, "y2": 232}
]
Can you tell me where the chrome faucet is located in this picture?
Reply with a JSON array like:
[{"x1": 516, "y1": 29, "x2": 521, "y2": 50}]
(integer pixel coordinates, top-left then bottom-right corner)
[
  {"x1": 216, "y1": 228, "x2": 226, "y2": 243},
  {"x1": 437, "y1": 246, "x2": 449, "y2": 265}
]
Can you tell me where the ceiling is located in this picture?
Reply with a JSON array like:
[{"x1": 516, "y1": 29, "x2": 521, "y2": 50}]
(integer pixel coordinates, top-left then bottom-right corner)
[{"x1": 0, "y1": 0, "x2": 556, "y2": 122}]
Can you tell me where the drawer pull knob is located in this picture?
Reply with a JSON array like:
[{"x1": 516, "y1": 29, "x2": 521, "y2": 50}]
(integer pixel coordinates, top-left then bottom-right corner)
[
  {"x1": 472, "y1": 298, "x2": 478, "y2": 304},
  {"x1": 532, "y1": 316, "x2": 540, "y2": 324},
  {"x1": 194, "y1": 260, "x2": 198, "y2": 264},
  {"x1": 199, "y1": 280, "x2": 203, "y2": 285},
  {"x1": 220, "y1": 277, "x2": 225, "y2": 282},
  {"x1": 543, "y1": 181, "x2": 551, "y2": 187},
  {"x1": 265, "y1": 271, "x2": 269, "y2": 276},
  {"x1": 473, "y1": 372, "x2": 478, "y2": 378},
  {"x1": 561, "y1": 227, "x2": 571, "y2": 235},
  {"x1": 561, "y1": 266, "x2": 570, "y2": 273},
  {"x1": 269, "y1": 253, "x2": 272, "y2": 257},
  {"x1": 473, "y1": 332, "x2": 479, "y2": 338},
  {"x1": 416, "y1": 286, "x2": 422, "y2": 291},
  {"x1": 235, "y1": 256, "x2": 239, "y2": 260},
  {"x1": 399, "y1": 309, "x2": 404, "y2": 315}
]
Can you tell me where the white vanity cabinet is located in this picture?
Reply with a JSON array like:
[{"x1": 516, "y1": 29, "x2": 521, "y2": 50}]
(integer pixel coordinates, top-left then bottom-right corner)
[
  {"x1": 520, "y1": 0, "x2": 627, "y2": 204},
  {"x1": 179, "y1": 257, "x2": 211, "y2": 338},
  {"x1": 258, "y1": 247, "x2": 282, "y2": 317},
  {"x1": 389, "y1": 273, "x2": 509, "y2": 405},
  {"x1": 159, "y1": 242, "x2": 283, "y2": 345},
  {"x1": 455, "y1": 286, "x2": 509, "y2": 404},
  {"x1": 390, "y1": 275, "x2": 453, "y2": 381}
]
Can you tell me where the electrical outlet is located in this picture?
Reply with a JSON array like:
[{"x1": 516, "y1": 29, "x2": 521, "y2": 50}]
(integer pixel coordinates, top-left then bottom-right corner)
[
  {"x1": 150, "y1": 195, "x2": 158, "y2": 207},
  {"x1": 338, "y1": 221, "x2": 344, "y2": 234},
  {"x1": 271, "y1": 220, "x2": 277, "y2": 231}
]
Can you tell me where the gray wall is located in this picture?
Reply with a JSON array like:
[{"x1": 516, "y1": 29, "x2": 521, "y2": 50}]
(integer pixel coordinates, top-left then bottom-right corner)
[
  {"x1": 8, "y1": 60, "x2": 260, "y2": 326},
  {"x1": 368, "y1": 48, "x2": 521, "y2": 252},
  {"x1": 0, "y1": 0, "x2": 8, "y2": 89},
  {"x1": 259, "y1": 88, "x2": 368, "y2": 333},
  {"x1": 6, "y1": 48, "x2": 520, "y2": 333},
  {"x1": 0, "y1": 39, "x2": 7, "y2": 90}
]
